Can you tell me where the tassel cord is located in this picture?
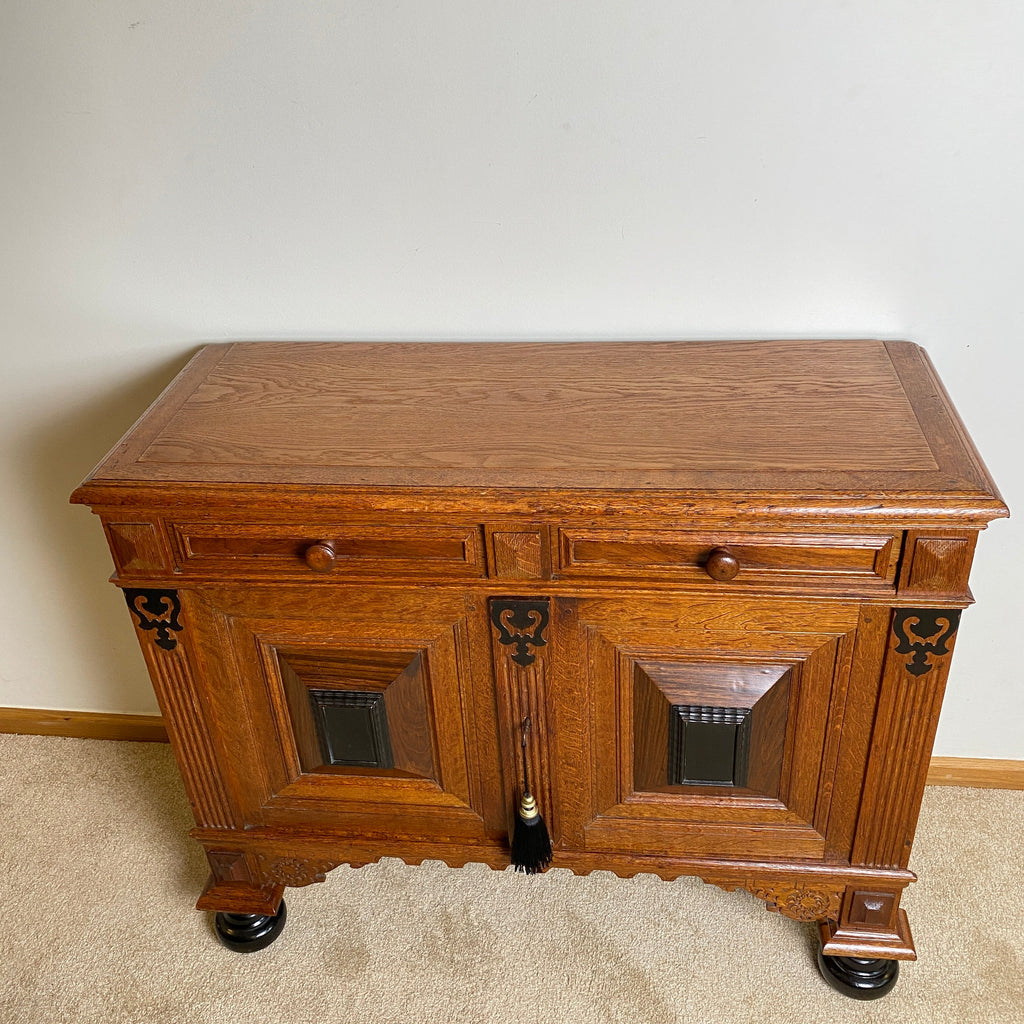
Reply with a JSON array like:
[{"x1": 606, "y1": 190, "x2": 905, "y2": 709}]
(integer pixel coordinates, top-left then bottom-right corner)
[
  {"x1": 521, "y1": 716, "x2": 533, "y2": 804},
  {"x1": 510, "y1": 714, "x2": 552, "y2": 873}
]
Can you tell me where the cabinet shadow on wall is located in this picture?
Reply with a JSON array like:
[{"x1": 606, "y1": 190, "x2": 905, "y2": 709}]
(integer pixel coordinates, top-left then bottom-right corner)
[{"x1": 17, "y1": 347, "x2": 202, "y2": 718}]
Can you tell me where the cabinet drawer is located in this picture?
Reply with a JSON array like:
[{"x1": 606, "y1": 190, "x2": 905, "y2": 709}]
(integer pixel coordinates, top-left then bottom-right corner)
[
  {"x1": 556, "y1": 529, "x2": 899, "y2": 590},
  {"x1": 170, "y1": 522, "x2": 486, "y2": 579}
]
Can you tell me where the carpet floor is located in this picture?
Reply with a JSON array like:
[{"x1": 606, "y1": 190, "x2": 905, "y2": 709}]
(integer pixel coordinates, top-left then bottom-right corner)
[{"x1": 0, "y1": 733, "x2": 1021, "y2": 1023}]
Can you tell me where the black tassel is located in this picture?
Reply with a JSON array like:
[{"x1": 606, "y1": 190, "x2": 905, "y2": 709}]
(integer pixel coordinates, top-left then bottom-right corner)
[{"x1": 510, "y1": 716, "x2": 552, "y2": 874}]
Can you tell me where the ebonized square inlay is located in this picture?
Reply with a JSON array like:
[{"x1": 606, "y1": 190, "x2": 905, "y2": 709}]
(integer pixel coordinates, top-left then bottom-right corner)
[
  {"x1": 308, "y1": 689, "x2": 394, "y2": 768},
  {"x1": 668, "y1": 704, "x2": 751, "y2": 787}
]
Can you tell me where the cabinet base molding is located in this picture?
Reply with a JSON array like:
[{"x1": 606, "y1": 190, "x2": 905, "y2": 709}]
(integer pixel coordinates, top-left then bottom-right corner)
[
  {"x1": 5, "y1": 708, "x2": 1021, "y2": 791},
  {"x1": 819, "y1": 910, "x2": 917, "y2": 961},
  {"x1": 196, "y1": 877, "x2": 284, "y2": 917}
]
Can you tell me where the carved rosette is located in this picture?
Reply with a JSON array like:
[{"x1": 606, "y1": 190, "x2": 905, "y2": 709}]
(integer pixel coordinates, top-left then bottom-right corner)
[
  {"x1": 750, "y1": 883, "x2": 843, "y2": 922},
  {"x1": 254, "y1": 854, "x2": 338, "y2": 888},
  {"x1": 701, "y1": 876, "x2": 843, "y2": 922}
]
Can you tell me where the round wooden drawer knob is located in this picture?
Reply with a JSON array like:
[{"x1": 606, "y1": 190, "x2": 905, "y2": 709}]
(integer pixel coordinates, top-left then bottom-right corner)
[
  {"x1": 304, "y1": 541, "x2": 337, "y2": 573},
  {"x1": 705, "y1": 547, "x2": 740, "y2": 581}
]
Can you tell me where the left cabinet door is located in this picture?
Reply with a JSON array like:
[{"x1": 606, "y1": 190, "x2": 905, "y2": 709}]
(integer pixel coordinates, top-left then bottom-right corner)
[{"x1": 167, "y1": 584, "x2": 508, "y2": 858}]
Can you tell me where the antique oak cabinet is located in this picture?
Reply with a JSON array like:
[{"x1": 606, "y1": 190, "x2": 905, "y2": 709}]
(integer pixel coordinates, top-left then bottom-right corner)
[{"x1": 72, "y1": 340, "x2": 1006, "y2": 997}]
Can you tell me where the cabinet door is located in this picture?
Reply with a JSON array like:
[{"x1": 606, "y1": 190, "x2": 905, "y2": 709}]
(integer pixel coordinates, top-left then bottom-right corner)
[
  {"x1": 554, "y1": 594, "x2": 874, "y2": 864},
  {"x1": 181, "y1": 585, "x2": 506, "y2": 847}
]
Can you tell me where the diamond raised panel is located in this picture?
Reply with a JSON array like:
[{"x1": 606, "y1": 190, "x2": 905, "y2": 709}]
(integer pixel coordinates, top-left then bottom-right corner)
[
  {"x1": 568, "y1": 594, "x2": 859, "y2": 861},
  {"x1": 278, "y1": 647, "x2": 433, "y2": 779},
  {"x1": 188, "y1": 586, "x2": 501, "y2": 841},
  {"x1": 633, "y1": 660, "x2": 791, "y2": 799}
]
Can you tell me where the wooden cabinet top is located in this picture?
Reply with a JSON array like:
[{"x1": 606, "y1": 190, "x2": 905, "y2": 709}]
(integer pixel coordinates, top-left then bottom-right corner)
[{"x1": 72, "y1": 340, "x2": 1006, "y2": 524}]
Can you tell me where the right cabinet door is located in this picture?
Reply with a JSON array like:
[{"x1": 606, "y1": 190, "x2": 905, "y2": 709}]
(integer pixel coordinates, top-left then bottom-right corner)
[{"x1": 554, "y1": 593, "x2": 883, "y2": 865}]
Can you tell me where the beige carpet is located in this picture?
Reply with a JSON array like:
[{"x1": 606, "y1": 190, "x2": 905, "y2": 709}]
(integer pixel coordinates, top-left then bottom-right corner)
[{"x1": 0, "y1": 734, "x2": 1021, "y2": 1023}]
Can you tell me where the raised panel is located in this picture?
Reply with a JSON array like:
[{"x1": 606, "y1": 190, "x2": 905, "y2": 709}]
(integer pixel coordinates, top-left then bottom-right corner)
[
  {"x1": 633, "y1": 661, "x2": 791, "y2": 797},
  {"x1": 898, "y1": 532, "x2": 977, "y2": 599},
  {"x1": 562, "y1": 595, "x2": 860, "y2": 862},
  {"x1": 488, "y1": 529, "x2": 548, "y2": 580},
  {"x1": 179, "y1": 586, "x2": 504, "y2": 843},
  {"x1": 105, "y1": 521, "x2": 169, "y2": 575},
  {"x1": 279, "y1": 647, "x2": 432, "y2": 777}
]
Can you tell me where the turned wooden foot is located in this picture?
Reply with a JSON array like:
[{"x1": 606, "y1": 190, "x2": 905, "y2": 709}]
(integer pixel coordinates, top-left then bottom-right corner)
[
  {"x1": 214, "y1": 899, "x2": 287, "y2": 953},
  {"x1": 817, "y1": 945, "x2": 899, "y2": 999}
]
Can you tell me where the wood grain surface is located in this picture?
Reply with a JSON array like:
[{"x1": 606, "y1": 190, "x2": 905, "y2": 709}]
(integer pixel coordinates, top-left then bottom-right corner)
[
  {"x1": 68, "y1": 339, "x2": 1009, "y2": 961},
  {"x1": 71, "y1": 340, "x2": 1007, "y2": 511}
]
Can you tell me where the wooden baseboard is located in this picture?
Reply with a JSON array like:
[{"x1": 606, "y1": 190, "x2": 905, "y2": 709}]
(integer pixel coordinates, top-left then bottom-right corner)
[
  {"x1": 1, "y1": 709, "x2": 1022, "y2": 788},
  {"x1": 925, "y1": 757, "x2": 1024, "y2": 790},
  {"x1": 0, "y1": 707, "x2": 168, "y2": 743}
]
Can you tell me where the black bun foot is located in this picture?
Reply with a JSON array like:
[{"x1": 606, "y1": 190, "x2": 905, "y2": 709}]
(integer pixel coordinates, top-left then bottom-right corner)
[
  {"x1": 817, "y1": 948, "x2": 899, "y2": 999},
  {"x1": 214, "y1": 899, "x2": 287, "y2": 953}
]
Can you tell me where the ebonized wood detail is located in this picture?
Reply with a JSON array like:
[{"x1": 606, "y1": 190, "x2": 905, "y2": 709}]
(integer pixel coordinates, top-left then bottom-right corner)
[
  {"x1": 307, "y1": 689, "x2": 394, "y2": 768},
  {"x1": 490, "y1": 598, "x2": 550, "y2": 667},
  {"x1": 214, "y1": 900, "x2": 288, "y2": 953},
  {"x1": 668, "y1": 704, "x2": 751, "y2": 787},
  {"x1": 817, "y1": 950, "x2": 899, "y2": 1000},
  {"x1": 892, "y1": 608, "x2": 961, "y2": 677},
  {"x1": 123, "y1": 589, "x2": 183, "y2": 651}
]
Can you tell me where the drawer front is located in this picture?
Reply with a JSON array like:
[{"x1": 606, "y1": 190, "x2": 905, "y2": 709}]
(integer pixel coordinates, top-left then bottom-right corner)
[
  {"x1": 170, "y1": 522, "x2": 486, "y2": 579},
  {"x1": 557, "y1": 528, "x2": 899, "y2": 591}
]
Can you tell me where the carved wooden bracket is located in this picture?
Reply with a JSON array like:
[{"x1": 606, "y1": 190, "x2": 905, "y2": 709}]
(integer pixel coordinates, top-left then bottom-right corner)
[
  {"x1": 891, "y1": 608, "x2": 961, "y2": 677},
  {"x1": 253, "y1": 854, "x2": 339, "y2": 888},
  {"x1": 701, "y1": 875, "x2": 844, "y2": 922},
  {"x1": 489, "y1": 598, "x2": 550, "y2": 667},
  {"x1": 123, "y1": 588, "x2": 183, "y2": 651}
]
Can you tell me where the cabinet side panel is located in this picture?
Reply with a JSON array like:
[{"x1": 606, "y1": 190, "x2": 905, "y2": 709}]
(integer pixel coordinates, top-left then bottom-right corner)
[{"x1": 125, "y1": 590, "x2": 239, "y2": 829}]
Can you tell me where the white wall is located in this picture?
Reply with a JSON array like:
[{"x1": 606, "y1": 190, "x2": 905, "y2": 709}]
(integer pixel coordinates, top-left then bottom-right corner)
[{"x1": 2, "y1": 2, "x2": 1021, "y2": 757}]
